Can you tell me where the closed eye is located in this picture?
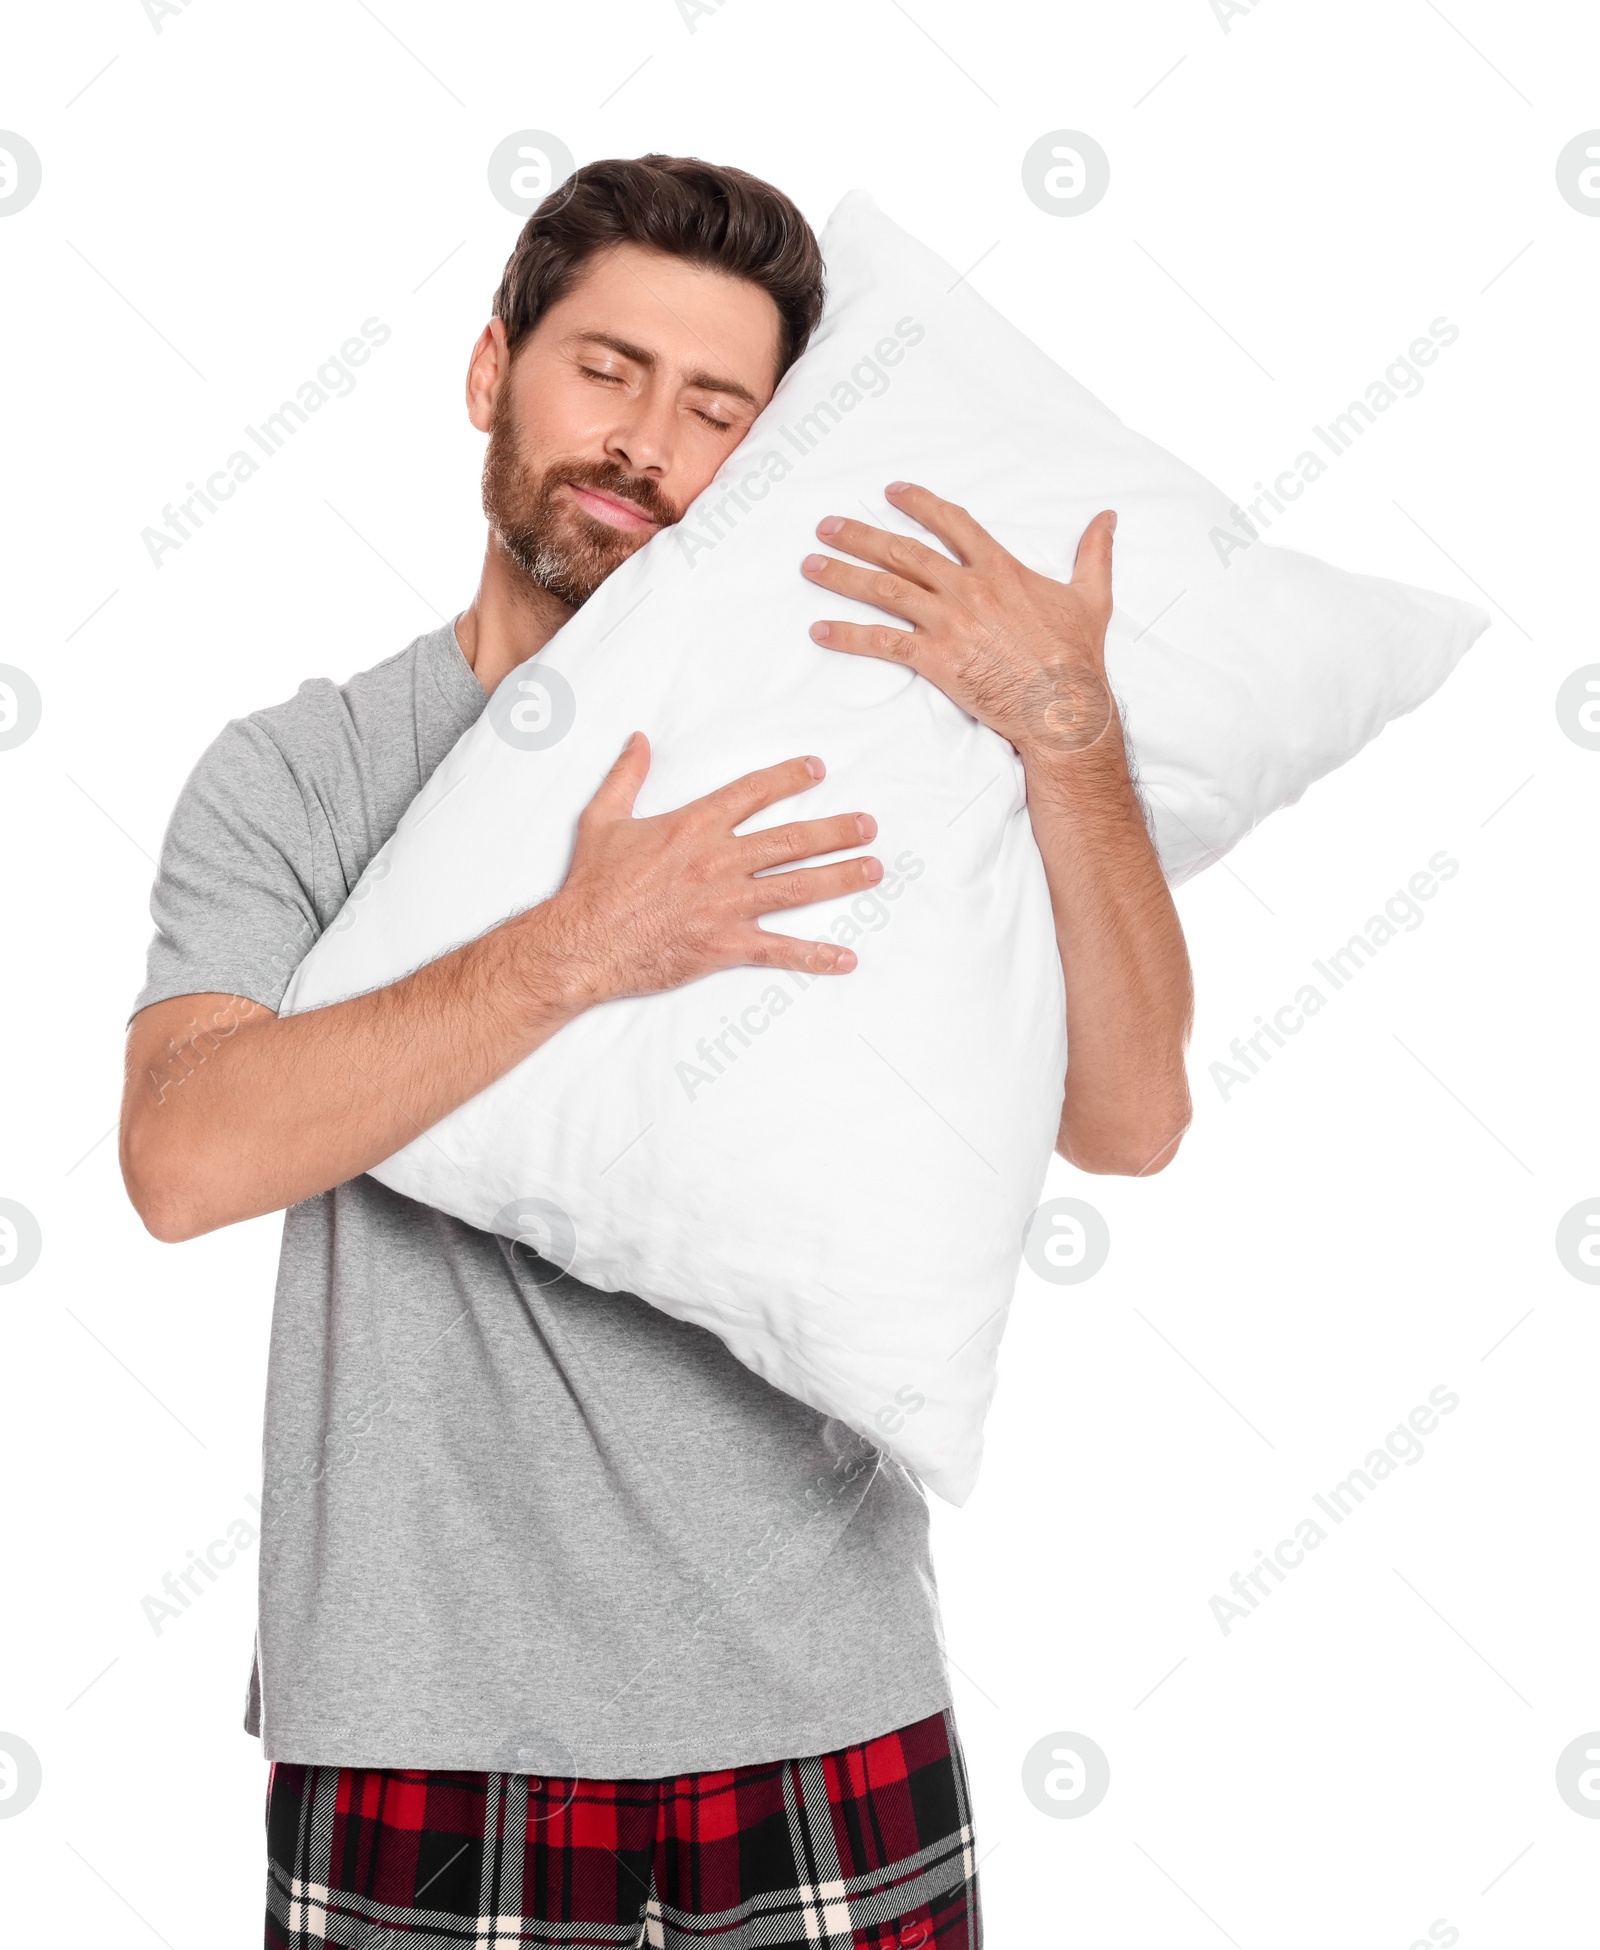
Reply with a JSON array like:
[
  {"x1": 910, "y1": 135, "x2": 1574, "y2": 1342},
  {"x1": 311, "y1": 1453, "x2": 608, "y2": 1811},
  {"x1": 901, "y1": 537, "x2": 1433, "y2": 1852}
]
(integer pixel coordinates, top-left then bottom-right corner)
[{"x1": 581, "y1": 366, "x2": 737, "y2": 432}]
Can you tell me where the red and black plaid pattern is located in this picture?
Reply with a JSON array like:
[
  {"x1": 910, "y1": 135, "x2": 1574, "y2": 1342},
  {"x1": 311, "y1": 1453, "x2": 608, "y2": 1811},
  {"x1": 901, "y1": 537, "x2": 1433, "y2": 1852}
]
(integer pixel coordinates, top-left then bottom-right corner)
[{"x1": 265, "y1": 1708, "x2": 979, "y2": 1948}]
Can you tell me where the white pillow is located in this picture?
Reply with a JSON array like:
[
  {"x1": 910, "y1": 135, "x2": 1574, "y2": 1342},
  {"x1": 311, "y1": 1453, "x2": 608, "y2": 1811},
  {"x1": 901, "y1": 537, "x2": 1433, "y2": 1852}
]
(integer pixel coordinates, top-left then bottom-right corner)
[{"x1": 281, "y1": 191, "x2": 1486, "y2": 1503}]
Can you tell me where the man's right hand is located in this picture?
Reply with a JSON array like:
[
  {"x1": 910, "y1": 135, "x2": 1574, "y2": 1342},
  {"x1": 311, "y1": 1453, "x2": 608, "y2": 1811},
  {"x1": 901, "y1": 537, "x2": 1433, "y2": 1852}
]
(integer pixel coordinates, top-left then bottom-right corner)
[
  {"x1": 121, "y1": 737, "x2": 875, "y2": 1242},
  {"x1": 547, "y1": 733, "x2": 879, "y2": 1005}
]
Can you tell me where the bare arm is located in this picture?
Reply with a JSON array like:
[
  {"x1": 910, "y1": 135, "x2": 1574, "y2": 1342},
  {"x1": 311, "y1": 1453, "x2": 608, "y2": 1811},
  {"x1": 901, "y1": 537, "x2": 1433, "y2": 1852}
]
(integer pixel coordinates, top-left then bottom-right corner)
[
  {"x1": 122, "y1": 737, "x2": 881, "y2": 1241},
  {"x1": 1017, "y1": 724, "x2": 1193, "y2": 1174},
  {"x1": 801, "y1": 485, "x2": 1193, "y2": 1174}
]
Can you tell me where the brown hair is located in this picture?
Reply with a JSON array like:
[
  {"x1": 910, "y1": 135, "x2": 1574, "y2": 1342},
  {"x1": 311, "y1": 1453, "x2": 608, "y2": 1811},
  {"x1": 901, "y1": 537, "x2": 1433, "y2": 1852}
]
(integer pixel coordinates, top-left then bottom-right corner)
[{"x1": 491, "y1": 154, "x2": 825, "y2": 381}]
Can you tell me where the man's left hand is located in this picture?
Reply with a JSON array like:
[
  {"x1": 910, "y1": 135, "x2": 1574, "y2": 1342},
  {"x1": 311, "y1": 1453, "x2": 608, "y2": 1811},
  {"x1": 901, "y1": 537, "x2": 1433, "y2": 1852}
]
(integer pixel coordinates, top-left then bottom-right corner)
[{"x1": 801, "y1": 481, "x2": 1118, "y2": 760}]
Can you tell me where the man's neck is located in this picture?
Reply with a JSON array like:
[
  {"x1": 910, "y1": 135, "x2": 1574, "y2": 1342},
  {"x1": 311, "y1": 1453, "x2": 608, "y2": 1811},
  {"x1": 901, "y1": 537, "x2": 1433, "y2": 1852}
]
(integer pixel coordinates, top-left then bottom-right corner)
[{"x1": 453, "y1": 536, "x2": 576, "y2": 696}]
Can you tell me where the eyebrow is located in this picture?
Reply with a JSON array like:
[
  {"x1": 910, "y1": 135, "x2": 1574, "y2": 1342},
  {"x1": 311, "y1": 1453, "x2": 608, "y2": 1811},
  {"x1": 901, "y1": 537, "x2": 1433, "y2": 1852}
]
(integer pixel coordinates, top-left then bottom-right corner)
[{"x1": 567, "y1": 330, "x2": 762, "y2": 409}]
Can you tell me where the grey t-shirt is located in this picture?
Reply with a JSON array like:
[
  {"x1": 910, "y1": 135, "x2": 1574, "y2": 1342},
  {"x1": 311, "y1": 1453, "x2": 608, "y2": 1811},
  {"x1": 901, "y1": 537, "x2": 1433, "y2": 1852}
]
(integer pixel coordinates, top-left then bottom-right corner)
[{"x1": 133, "y1": 619, "x2": 950, "y2": 1777}]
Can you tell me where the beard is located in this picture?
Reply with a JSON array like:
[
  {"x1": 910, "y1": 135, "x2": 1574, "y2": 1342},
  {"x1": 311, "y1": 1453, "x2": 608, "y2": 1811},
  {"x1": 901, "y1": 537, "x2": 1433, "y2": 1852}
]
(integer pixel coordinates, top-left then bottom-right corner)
[{"x1": 480, "y1": 390, "x2": 680, "y2": 609}]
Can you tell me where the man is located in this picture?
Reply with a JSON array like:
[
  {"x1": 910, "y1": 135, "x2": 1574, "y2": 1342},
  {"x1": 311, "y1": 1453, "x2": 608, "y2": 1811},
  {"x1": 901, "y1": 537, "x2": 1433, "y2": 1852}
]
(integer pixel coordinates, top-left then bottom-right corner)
[{"x1": 121, "y1": 154, "x2": 1192, "y2": 1948}]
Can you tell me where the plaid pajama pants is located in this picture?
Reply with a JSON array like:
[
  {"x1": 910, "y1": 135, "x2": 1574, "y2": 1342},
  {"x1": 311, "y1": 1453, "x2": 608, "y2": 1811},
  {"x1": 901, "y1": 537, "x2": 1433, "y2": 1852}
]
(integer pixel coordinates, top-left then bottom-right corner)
[{"x1": 264, "y1": 1708, "x2": 981, "y2": 1948}]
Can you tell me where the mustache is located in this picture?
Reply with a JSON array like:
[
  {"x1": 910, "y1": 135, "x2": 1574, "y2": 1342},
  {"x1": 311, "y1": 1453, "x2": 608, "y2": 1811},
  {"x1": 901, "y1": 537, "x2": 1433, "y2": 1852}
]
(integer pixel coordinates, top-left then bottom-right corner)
[{"x1": 560, "y1": 460, "x2": 679, "y2": 528}]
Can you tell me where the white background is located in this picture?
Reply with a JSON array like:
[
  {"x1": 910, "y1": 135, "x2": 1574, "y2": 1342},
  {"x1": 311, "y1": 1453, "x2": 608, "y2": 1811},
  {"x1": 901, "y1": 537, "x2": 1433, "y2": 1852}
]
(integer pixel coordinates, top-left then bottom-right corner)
[{"x1": 2, "y1": 0, "x2": 1597, "y2": 1943}]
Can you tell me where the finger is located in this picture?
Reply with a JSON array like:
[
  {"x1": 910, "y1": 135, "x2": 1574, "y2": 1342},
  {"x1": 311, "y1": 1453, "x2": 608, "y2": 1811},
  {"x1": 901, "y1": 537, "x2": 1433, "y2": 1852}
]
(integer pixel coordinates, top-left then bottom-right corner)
[
  {"x1": 810, "y1": 515, "x2": 955, "y2": 591},
  {"x1": 738, "y1": 810, "x2": 878, "y2": 871},
  {"x1": 585, "y1": 732, "x2": 651, "y2": 822},
  {"x1": 733, "y1": 926, "x2": 858, "y2": 977},
  {"x1": 1071, "y1": 509, "x2": 1117, "y2": 620},
  {"x1": 882, "y1": 480, "x2": 998, "y2": 568},
  {"x1": 807, "y1": 617, "x2": 920, "y2": 667},
  {"x1": 800, "y1": 551, "x2": 939, "y2": 629},
  {"x1": 698, "y1": 754, "x2": 826, "y2": 830},
  {"x1": 743, "y1": 853, "x2": 884, "y2": 916}
]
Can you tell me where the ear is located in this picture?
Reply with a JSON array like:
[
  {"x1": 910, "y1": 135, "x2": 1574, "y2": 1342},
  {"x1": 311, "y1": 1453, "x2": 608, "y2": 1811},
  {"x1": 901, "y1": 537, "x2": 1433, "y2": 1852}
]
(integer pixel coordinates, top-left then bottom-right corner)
[{"x1": 466, "y1": 317, "x2": 512, "y2": 436}]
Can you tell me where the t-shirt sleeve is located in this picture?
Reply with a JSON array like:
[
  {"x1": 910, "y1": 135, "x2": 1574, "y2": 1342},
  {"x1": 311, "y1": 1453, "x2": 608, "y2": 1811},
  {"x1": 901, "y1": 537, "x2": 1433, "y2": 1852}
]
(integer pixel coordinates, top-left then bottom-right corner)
[{"x1": 130, "y1": 717, "x2": 322, "y2": 1022}]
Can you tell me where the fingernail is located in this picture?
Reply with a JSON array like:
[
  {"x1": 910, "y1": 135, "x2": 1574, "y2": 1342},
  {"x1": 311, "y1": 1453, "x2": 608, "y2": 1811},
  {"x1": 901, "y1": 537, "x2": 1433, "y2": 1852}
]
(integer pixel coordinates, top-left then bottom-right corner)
[
  {"x1": 816, "y1": 516, "x2": 844, "y2": 537},
  {"x1": 862, "y1": 857, "x2": 883, "y2": 883},
  {"x1": 805, "y1": 755, "x2": 826, "y2": 779},
  {"x1": 857, "y1": 813, "x2": 877, "y2": 839},
  {"x1": 810, "y1": 621, "x2": 832, "y2": 642},
  {"x1": 1108, "y1": 511, "x2": 1118, "y2": 534},
  {"x1": 834, "y1": 948, "x2": 857, "y2": 973},
  {"x1": 887, "y1": 480, "x2": 910, "y2": 493}
]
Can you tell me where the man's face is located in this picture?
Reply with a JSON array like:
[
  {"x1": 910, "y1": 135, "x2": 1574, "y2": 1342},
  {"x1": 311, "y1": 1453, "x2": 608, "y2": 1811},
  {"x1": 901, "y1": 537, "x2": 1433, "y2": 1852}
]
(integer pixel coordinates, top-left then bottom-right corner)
[{"x1": 478, "y1": 242, "x2": 784, "y2": 607}]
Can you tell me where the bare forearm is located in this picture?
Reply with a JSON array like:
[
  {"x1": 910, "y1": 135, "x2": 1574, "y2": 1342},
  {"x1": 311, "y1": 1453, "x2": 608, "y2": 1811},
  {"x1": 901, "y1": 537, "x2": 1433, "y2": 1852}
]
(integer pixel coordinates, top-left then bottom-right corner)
[
  {"x1": 124, "y1": 741, "x2": 878, "y2": 1244},
  {"x1": 122, "y1": 900, "x2": 587, "y2": 1240},
  {"x1": 1021, "y1": 731, "x2": 1194, "y2": 1173},
  {"x1": 794, "y1": 485, "x2": 1192, "y2": 1170}
]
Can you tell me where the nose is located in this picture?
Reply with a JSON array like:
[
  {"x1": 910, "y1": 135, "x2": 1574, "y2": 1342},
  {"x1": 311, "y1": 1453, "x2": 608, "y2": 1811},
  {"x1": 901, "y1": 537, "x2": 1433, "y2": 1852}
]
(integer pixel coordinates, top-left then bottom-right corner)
[{"x1": 603, "y1": 384, "x2": 674, "y2": 481}]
